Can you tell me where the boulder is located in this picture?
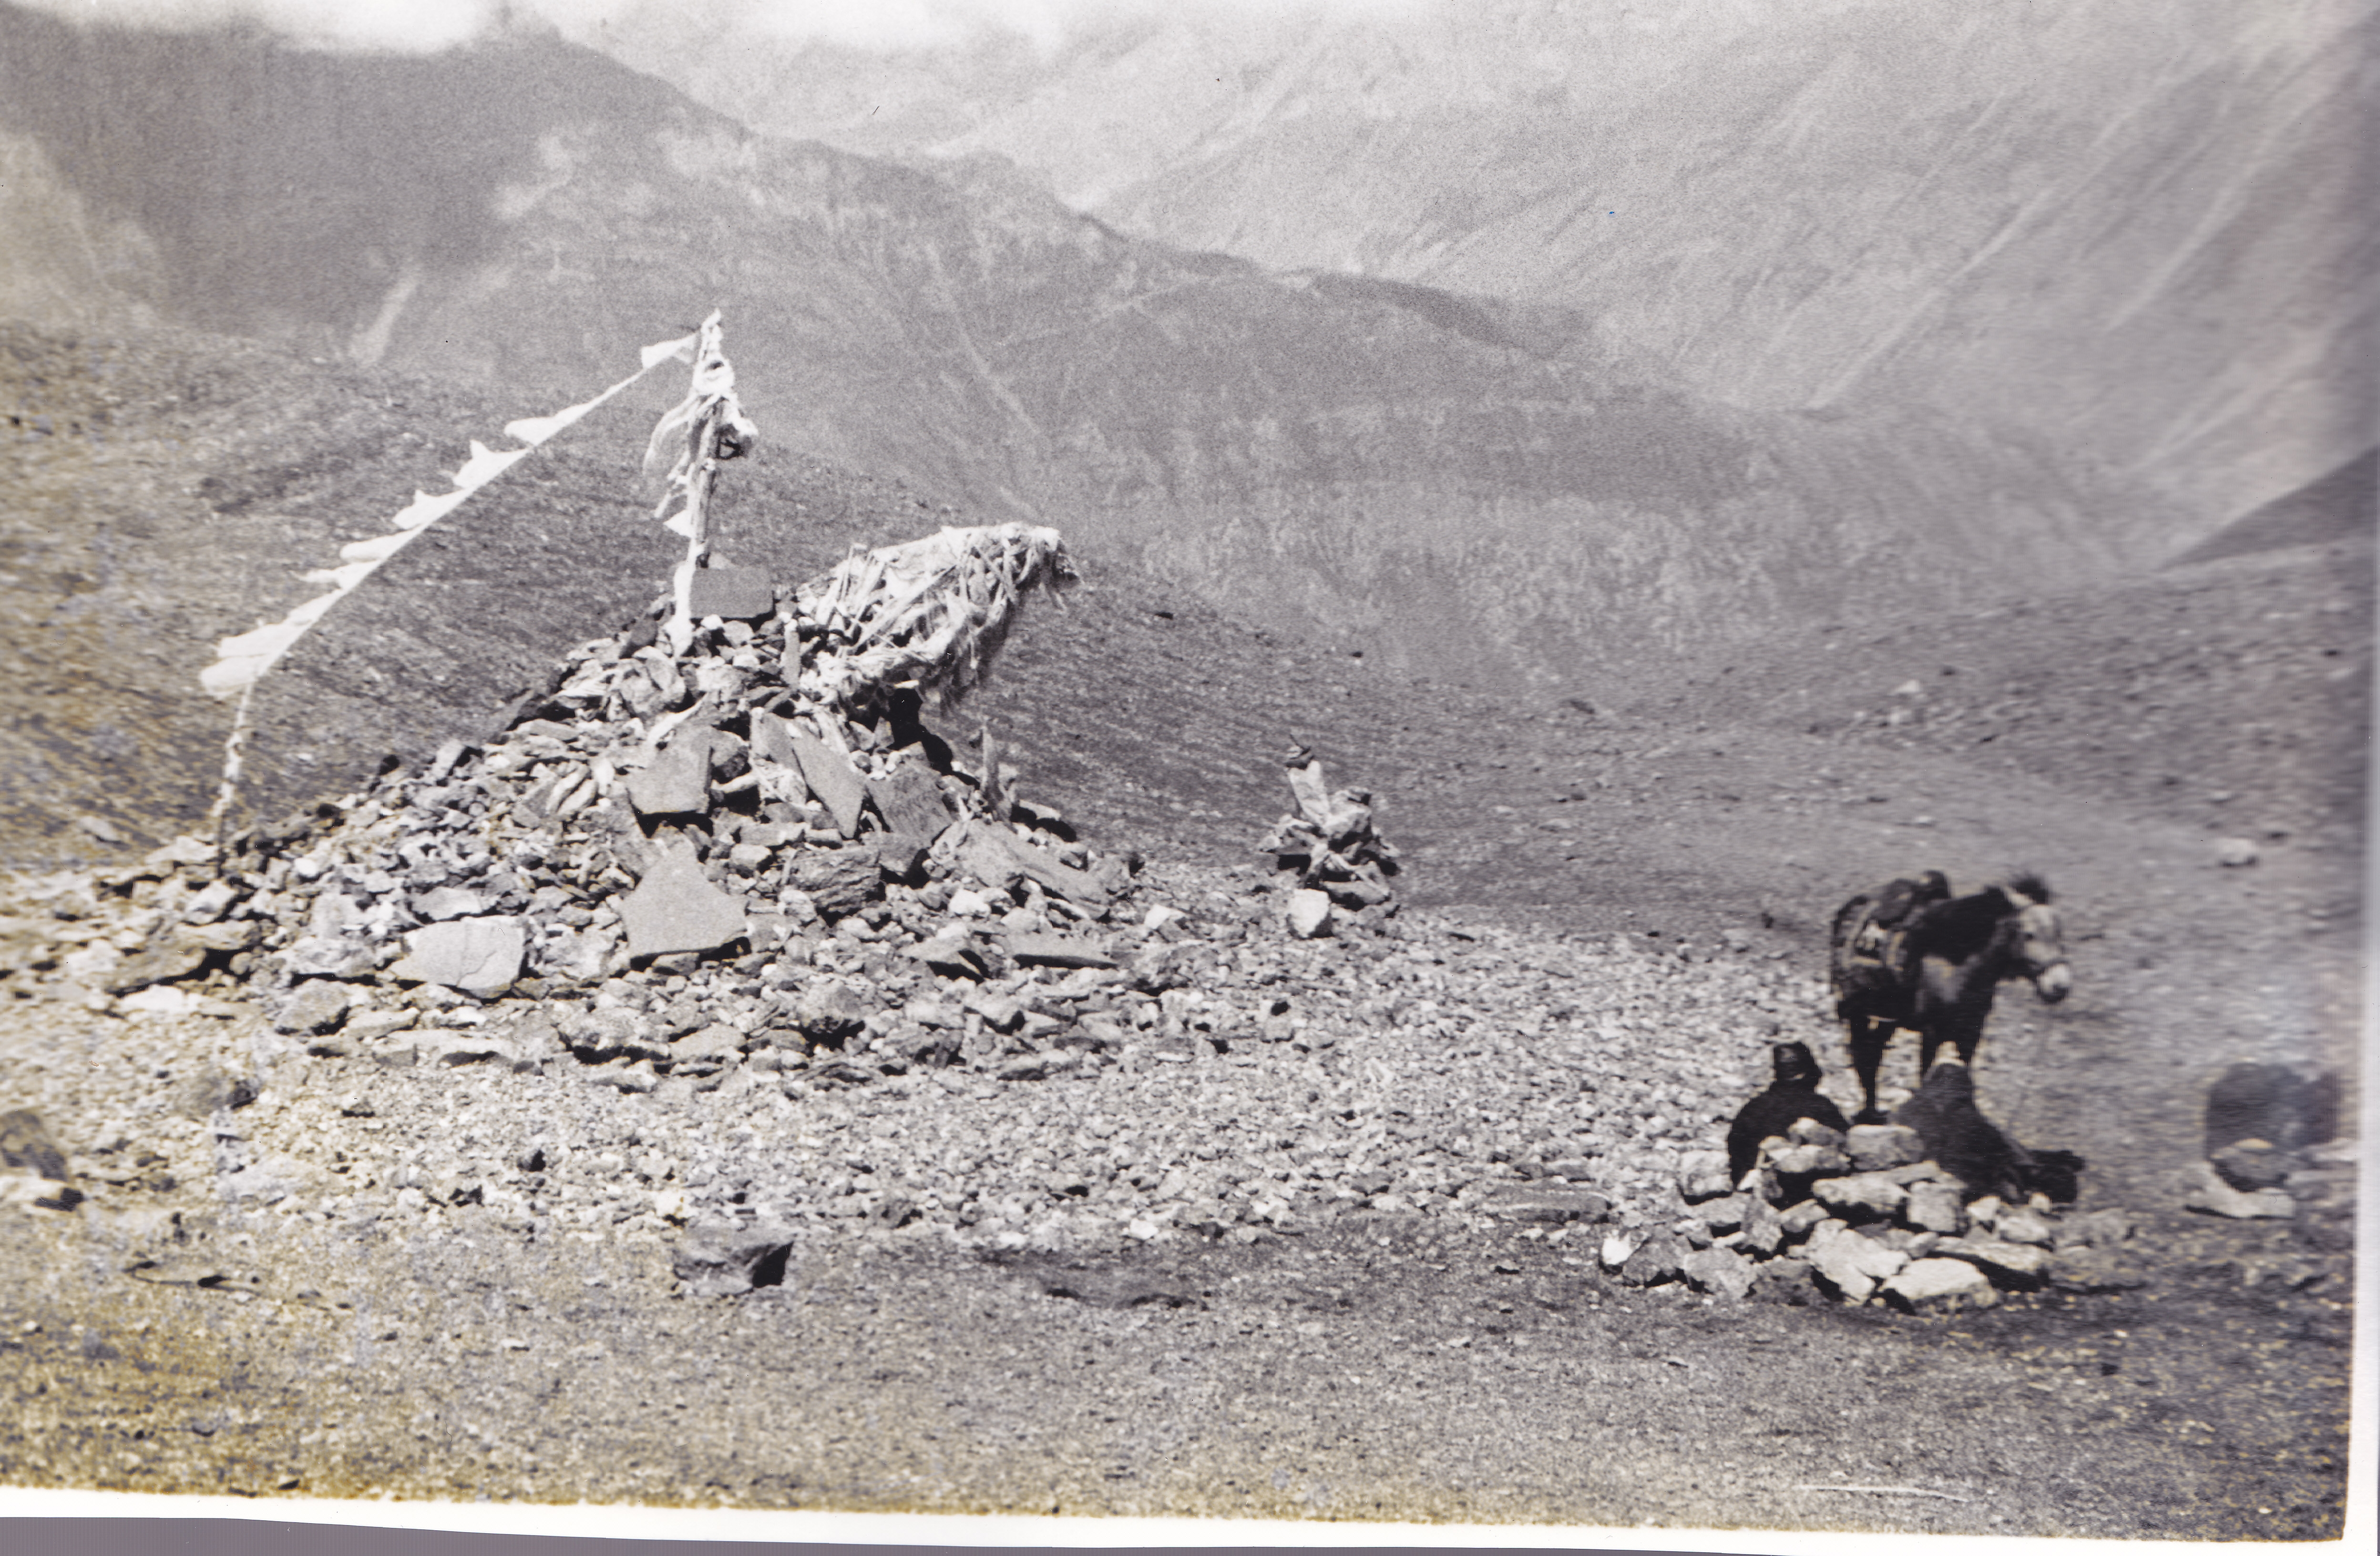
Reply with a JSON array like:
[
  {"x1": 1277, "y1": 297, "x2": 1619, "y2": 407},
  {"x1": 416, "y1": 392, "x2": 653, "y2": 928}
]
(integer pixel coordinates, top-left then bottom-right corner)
[
  {"x1": 867, "y1": 763, "x2": 954, "y2": 846},
  {"x1": 102, "y1": 935, "x2": 209, "y2": 995},
  {"x1": 1812, "y1": 1172, "x2": 1908, "y2": 1223},
  {"x1": 789, "y1": 849, "x2": 881, "y2": 921},
  {"x1": 1696, "y1": 1193, "x2": 1748, "y2": 1236},
  {"x1": 1902, "y1": 1182, "x2": 1966, "y2": 1236},
  {"x1": 412, "y1": 886, "x2": 488, "y2": 922},
  {"x1": 1845, "y1": 1124, "x2": 1926, "y2": 1172},
  {"x1": 671, "y1": 1218, "x2": 798, "y2": 1298},
  {"x1": 1993, "y1": 1206, "x2": 2056, "y2": 1245},
  {"x1": 388, "y1": 918, "x2": 526, "y2": 997},
  {"x1": 1618, "y1": 1229, "x2": 1688, "y2": 1287},
  {"x1": 618, "y1": 855, "x2": 750, "y2": 961},
  {"x1": 1932, "y1": 1236, "x2": 2050, "y2": 1286},
  {"x1": 1882, "y1": 1257, "x2": 1992, "y2": 1310},
  {"x1": 1681, "y1": 1245, "x2": 1755, "y2": 1301},
  {"x1": 1740, "y1": 1193, "x2": 1786, "y2": 1257},
  {"x1": 1767, "y1": 1143, "x2": 1849, "y2": 1177},
  {"x1": 1287, "y1": 890, "x2": 1334, "y2": 940},
  {"x1": 1675, "y1": 1150, "x2": 1734, "y2": 1204},
  {"x1": 271, "y1": 980, "x2": 352, "y2": 1036},
  {"x1": 281, "y1": 935, "x2": 380, "y2": 980},
  {"x1": 1804, "y1": 1224, "x2": 1908, "y2": 1303},
  {"x1": 1786, "y1": 1118, "x2": 1847, "y2": 1150}
]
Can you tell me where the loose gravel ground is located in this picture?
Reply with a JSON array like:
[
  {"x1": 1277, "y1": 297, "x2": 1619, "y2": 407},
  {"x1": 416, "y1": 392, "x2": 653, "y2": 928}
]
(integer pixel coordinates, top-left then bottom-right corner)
[{"x1": 5, "y1": 859, "x2": 1837, "y2": 1265}]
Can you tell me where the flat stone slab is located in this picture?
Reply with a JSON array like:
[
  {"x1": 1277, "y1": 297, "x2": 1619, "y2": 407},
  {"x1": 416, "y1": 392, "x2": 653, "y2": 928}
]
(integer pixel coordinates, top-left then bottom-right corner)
[
  {"x1": 618, "y1": 853, "x2": 750, "y2": 961},
  {"x1": 1003, "y1": 932, "x2": 1117, "y2": 969},
  {"x1": 1932, "y1": 1236, "x2": 2051, "y2": 1284},
  {"x1": 627, "y1": 738, "x2": 711, "y2": 818},
  {"x1": 685, "y1": 564, "x2": 777, "y2": 622},
  {"x1": 389, "y1": 917, "x2": 525, "y2": 996},
  {"x1": 788, "y1": 730, "x2": 868, "y2": 839},
  {"x1": 412, "y1": 885, "x2": 487, "y2": 921},
  {"x1": 869, "y1": 763, "x2": 954, "y2": 844},
  {"x1": 1813, "y1": 1170, "x2": 1909, "y2": 1221},
  {"x1": 1883, "y1": 1256, "x2": 1992, "y2": 1309}
]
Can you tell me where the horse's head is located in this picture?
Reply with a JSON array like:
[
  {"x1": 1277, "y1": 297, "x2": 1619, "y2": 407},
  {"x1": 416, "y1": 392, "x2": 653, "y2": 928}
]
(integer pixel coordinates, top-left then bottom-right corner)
[{"x1": 2001, "y1": 874, "x2": 2071, "y2": 1003}]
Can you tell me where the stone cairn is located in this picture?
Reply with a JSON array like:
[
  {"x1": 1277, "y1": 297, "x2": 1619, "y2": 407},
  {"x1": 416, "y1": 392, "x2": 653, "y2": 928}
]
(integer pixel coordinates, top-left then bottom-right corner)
[
  {"x1": 1259, "y1": 747, "x2": 1399, "y2": 941},
  {"x1": 1624, "y1": 1122, "x2": 2143, "y2": 1312},
  {"x1": 87, "y1": 523, "x2": 1231, "y2": 1090}
]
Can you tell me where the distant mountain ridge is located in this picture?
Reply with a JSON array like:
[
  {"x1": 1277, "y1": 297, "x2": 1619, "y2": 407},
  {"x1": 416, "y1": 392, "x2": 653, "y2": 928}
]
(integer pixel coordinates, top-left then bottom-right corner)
[
  {"x1": 1, "y1": 2, "x2": 2171, "y2": 696},
  {"x1": 583, "y1": 0, "x2": 2377, "y2": 553}
]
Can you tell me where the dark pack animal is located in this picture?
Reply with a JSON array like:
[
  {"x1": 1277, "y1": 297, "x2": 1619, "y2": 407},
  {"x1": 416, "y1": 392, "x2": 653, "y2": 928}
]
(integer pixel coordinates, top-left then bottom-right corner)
[
  {"x1": 1726, "y1": 1042, "x2": 1852, "y2": 1182},
  {"x1": 2203, "y1": 1062, "x2": 2342, "y2": 1156},
  {"x1": 1830, "y1": 871, "x2": 2072, "y2": 1122},
  {"x1": 1892, "y1": 1060, "x2": 2084, "y2": 1204}
]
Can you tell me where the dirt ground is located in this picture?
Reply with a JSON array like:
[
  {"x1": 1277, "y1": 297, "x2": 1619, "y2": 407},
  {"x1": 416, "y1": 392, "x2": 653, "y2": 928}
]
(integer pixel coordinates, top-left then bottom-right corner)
[{"x1": 0, "y1": 1190, "x2": 2358, "y2": 1538}]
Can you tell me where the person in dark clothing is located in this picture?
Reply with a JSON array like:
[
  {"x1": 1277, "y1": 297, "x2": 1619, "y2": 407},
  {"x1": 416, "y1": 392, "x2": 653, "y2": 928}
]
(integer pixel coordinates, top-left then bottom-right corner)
[{"x1": 1726, "y1": 1041, "x2": 1853, "y2": 1182}]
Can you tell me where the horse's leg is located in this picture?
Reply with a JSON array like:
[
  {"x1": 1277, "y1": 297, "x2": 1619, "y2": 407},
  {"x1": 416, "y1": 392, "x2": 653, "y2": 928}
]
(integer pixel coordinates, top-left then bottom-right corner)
[
  {"x1": 1845, "y1": 1010, "x2": 1890, "y2": 1125},
  {"x1": 1923, "y1": 969, "x2": 1996, "y2": 1079},
  {"x1": 1911, "y1": 955, "x2": 1968, "y2": 1084}
]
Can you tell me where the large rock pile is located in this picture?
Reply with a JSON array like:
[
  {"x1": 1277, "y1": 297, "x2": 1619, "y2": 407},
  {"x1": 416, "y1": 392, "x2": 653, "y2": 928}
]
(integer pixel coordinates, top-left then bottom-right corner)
[
  {"x1": 101, "y1": 546, "x2": 1200, "y2": 1089},
  {"x1": 1619, "y1": 1119, "x2": 2146, "y2": 1310}
]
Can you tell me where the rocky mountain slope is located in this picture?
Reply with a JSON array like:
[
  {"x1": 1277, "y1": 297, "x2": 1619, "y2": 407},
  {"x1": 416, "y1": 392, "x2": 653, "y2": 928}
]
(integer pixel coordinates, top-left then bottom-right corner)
[
  {"x1": 587, "y1": 0, "x2": 2378, "y2": 551},
  {"x1": 0, "y1": 2, "x2": 2165, "y2": 696}
]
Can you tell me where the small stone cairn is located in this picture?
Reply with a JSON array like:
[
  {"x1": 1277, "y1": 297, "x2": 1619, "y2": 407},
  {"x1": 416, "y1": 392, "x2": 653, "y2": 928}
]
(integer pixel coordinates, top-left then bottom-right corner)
[
  {"x1": 1259, "y1": 747, "x2": 1398, "y2": 940},
  {"x1": 1613, "y1": 1120, "x2": 2145, "y2": 1312}
]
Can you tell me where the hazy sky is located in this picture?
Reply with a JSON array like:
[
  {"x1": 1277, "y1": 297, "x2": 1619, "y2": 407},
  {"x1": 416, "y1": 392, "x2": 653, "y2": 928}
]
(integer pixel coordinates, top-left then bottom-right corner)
[{"x1": 19, "y1": 0, "x2": 1442, "y2": 52}]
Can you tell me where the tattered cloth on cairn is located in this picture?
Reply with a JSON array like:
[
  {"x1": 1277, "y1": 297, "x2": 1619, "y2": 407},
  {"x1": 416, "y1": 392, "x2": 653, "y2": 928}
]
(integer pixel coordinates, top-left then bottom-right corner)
[
  {"x1": 795, "y1": 525, "x2": 1076, "y2": 715},
  {"x1": 1260, "y1": 748, "x2": 1397, "y2": 936}
]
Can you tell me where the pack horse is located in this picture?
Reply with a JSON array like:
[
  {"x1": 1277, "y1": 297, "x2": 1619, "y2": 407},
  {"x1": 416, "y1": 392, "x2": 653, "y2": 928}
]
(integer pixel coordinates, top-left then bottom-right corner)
[{"x1": 1828, "y1": 871, "x2": 2072, "y2": 1123}]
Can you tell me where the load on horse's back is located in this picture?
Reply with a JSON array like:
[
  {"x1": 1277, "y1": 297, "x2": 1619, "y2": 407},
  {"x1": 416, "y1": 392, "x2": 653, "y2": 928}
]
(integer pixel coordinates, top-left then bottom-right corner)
[
  {"x1": 1834, "y1": 869, "x2": 1951, "y2": 985},
  {"x1": 1829, "y1": 870, "x2": 2072, "y2": 1123}
]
